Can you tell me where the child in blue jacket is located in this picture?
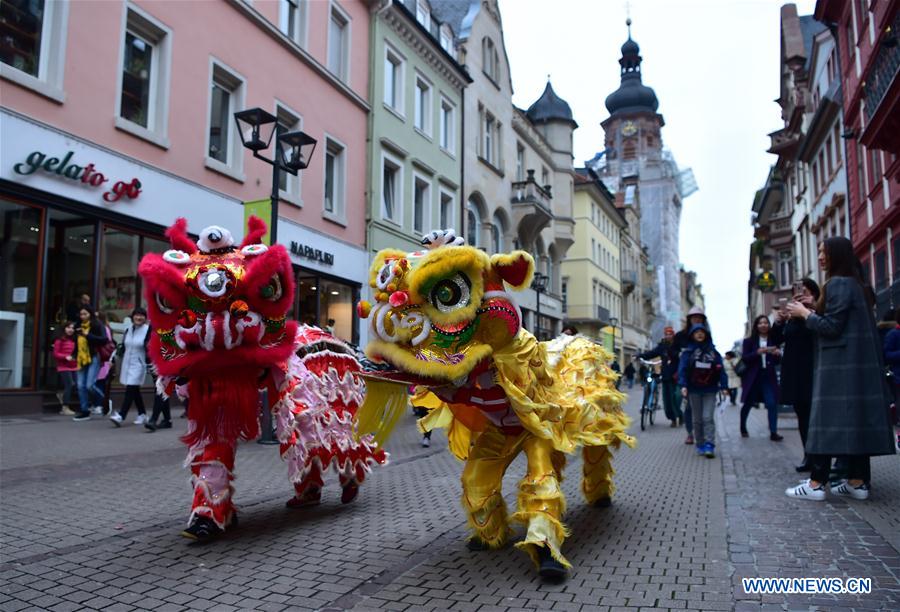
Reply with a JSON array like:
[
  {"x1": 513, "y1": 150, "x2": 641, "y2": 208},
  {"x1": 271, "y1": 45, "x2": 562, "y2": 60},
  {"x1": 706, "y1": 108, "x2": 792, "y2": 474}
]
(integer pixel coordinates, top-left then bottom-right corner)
[{"x1": 679, "y1": 324, "x2": 727, "y2": 457}]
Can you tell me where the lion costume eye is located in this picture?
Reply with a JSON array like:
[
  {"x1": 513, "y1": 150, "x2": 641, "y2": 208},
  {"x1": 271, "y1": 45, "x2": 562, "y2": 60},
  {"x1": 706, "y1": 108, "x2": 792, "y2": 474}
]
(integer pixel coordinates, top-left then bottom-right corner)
[
  {"x1": 260, "y1": 274, "x2": 283, "y2": 301},
  {"x1": 155, "y1": 293, "x2": 174, "y2": 314},
  {"x1": 430, "y1": 273, "x2": 471, "y2": 313}
]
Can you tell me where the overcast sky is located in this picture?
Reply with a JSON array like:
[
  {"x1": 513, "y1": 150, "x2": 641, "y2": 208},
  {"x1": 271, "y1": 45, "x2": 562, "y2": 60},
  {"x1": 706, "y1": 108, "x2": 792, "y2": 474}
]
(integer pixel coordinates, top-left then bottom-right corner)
[{"x1": 500, "y1": 0, "x2": 817, "y2": 348}]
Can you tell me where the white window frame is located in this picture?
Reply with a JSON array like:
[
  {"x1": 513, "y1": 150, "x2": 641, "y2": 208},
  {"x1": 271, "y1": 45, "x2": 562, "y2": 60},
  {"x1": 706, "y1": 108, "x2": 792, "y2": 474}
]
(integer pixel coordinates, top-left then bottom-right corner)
[
  {"x1": 416, "y1": 0, "x2": 431, "y2": 29},
  {"x1": 439, "y1": 187, "x2": 455, "y2": 230},
  {"x1": 412, "y1": 172, "x2": 431, "y2": 235},
  {"x1": 0, "y1": 0, "x2": 69, "y2": 103},
  {"x1": 275, "y1": 101, "x2": 303, "y2": 207},
  {"x1": 439, "y1": 96, "x2": 456, "y2": 155},
  {"x1": 383, "y1": 44, "x2": 405, "y2": 117},
  {"x1": 327, "y1": 1, "x2": 351, "y2": 83},
  {"x1": 414, "y1": 72, "x2": 432, "y2": 137},
  {"x1": 322, "y1": 135, "x2": 347, "y2": 224},
  {"x1": 440, "y1": 26, "x2": 453, "y2": 55},
  {"x1": 381, "y1": 150, "x2": 404, "y2": 224},
  {"x1": 114, "y1": 4, "x2": 172, "y2": 149},
  {"x1": 278, "y1": 0, "x2": 309, "y2": 48},
  {"x1": 204, "y1": 58, "x2": 246, "y2": 182}
]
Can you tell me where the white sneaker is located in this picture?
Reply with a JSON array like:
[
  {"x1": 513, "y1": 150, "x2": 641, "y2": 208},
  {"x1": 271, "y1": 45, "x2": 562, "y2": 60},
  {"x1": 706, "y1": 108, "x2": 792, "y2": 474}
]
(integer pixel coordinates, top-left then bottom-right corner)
[
  {"x1": 134, "y1": 414, "x2": 148, "y2": 425},
  {"x1": 109, "y1": 412, "x2": 123, "y2": 427},
  {"x1": 421, "y1": 438, "x2": 430, "y2": 448},
  {"x1": 830, "y1": 479, "x2": 869, "y2": 500},
  {"x1": 785, "y1": 481, "x2": 826, "y2": 501},
  {"x1": 90, "y1": 405, "x2": 104, "y2": 415}
]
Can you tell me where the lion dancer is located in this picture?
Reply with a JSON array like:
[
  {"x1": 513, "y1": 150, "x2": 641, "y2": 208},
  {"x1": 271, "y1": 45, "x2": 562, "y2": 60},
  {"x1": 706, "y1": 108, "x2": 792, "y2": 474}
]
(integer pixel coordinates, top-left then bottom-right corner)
[{"x1": 361, "y1": 230, "x2": 633, "y2": 580}]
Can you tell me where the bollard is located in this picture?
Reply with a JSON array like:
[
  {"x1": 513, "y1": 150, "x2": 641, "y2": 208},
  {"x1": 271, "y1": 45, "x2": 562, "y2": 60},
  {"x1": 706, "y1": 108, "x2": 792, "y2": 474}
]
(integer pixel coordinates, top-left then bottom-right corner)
[{"x1": 257, "y1": 388, "x2": 279, "y2": 445}]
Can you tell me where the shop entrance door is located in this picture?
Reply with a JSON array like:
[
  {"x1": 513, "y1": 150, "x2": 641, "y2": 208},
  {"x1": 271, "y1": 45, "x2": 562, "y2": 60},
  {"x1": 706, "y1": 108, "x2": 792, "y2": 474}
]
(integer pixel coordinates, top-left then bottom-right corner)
[{"x1": 39, "y1": 211, "x2": 96, "y2": 389}]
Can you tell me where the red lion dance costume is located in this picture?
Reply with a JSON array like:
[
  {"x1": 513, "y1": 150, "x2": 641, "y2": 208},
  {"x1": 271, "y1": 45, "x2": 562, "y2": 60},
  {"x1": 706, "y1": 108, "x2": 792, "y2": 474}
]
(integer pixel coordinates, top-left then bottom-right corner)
[{"x1": 139, "y1": 217, "x2": 385, "y2": 540}]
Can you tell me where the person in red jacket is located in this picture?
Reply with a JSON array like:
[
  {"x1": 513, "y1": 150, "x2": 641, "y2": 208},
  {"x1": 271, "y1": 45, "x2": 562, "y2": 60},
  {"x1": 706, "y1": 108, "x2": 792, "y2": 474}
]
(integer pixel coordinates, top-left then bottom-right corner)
[{"x1": 53, "y1": 322, "x2": 79, "y2": 415}]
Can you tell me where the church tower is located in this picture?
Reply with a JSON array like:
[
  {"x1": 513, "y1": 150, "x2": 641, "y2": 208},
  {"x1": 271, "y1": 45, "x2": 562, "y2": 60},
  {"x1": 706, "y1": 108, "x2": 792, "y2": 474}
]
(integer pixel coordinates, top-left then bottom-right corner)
[{"x1": 592, "y1": 20, "x2": 696, "y2": 338}]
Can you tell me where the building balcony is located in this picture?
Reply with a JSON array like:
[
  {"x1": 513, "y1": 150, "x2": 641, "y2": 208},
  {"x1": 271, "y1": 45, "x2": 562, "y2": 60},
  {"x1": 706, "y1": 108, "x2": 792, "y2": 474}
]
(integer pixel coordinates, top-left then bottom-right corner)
[
  {"x1": 766, "y1": 127, "x2": 801, "y2": 157},
  {"x1": 621, "y1": 269, "x2": 637, "y2": 294},
  {"x1": 512, "y1": 169, "x2": 553, "y2": 244},
  {"x1": 861, "y1": 16, "x2": 900, "y2": 153}
]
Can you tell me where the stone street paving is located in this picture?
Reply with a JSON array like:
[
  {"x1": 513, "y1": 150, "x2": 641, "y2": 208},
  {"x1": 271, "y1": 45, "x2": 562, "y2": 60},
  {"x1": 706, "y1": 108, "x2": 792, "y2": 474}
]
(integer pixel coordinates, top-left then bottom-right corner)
[{"x1": 1, "y1": 391, "x2": 897, "y2": 611}]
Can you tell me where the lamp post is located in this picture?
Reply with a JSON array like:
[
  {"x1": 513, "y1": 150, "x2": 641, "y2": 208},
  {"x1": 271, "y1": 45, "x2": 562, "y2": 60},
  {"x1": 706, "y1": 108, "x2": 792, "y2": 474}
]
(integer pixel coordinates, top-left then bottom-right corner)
[
  {"x1": 234, "y1": 107, "x2": 317, "y2": 246},
  {"x1": 531, "y1": 272, "x2": 549, "y2": 340},
  {"x1": 609, "y1": 316, "x2": 619, "y2": 360},
  {"x1": 234, "y1": 107, "x2": 316, "y2": 444}
]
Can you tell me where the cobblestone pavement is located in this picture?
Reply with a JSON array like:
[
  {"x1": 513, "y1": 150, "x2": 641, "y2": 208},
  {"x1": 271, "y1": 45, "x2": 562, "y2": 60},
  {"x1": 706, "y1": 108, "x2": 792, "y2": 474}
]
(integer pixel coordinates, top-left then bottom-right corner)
[{"x1": 1, "y1": 390, "x2": 897, "y2": 611}]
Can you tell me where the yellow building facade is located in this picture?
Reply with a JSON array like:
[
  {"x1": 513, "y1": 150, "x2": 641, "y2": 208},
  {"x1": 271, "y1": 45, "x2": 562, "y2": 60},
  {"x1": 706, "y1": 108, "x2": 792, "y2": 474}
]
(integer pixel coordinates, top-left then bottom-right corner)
[{"x1": 561, "y1": 171, "x2": 625, "y2": 358}]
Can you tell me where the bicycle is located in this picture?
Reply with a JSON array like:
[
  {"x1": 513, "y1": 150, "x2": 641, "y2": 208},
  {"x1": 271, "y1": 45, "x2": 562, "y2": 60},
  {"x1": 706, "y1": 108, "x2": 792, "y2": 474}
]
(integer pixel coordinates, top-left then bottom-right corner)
[{"x1": 639, "y1": 358, "x2": 662, "y2": 431}]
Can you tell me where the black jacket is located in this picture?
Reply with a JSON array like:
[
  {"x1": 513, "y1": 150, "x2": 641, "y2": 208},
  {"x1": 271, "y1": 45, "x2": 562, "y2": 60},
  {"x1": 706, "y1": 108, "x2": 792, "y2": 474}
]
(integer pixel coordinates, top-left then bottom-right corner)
[
  {"x1": 772, "y1": 319, "x2": 814, "y2": 405},
  {"x1": 639, "y1": 340, "x2": 680, "y2": 380}
]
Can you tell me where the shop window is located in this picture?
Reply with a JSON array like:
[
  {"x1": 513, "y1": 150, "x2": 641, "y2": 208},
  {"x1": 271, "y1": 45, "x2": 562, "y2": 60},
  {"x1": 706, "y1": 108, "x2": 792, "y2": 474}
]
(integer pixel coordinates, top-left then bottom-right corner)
[
  {"x1": 115, "y1": 5, "x2": 171, "y2": 147},
  {"x1": 327, "y1": 3, "x2": 350, "y2": 82},
  {"x1": 323, "y1": 137, "x2": 346, "y2": 222},
  {"x1": 295, "y1": 275, "x2": 318, "y2": 328},
  {"x1": 320, "y1": 280, "x2": 352, "y2": 341},
  {"x1": 280, "y1": 0, "x2": 308, "y2": 48},
  {"x1": 0, "y1": 200, "x2": 42, "y2": 389},
  {"x1": 276, "y1": 104, "x2": 302, "y2": 206},
  {"x1": 100, "y1": 228, "x2": 140, "y2": 327},
  {"x1": 412, "y1": 174, "x2": 430, "y2": 234},
  {"x1": 0, "y1": 0, "x2": 68, "y2": 102},
  {"x1": 206, "y1": 60, "x2": 245, "y2": 180}
]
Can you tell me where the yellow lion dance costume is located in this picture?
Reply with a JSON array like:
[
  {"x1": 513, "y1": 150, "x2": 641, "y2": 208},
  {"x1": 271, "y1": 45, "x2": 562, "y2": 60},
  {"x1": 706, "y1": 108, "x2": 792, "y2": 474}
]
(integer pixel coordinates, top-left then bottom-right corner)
[{"x1": 357, "y1": 230, "x2": 634, "y2": 580}]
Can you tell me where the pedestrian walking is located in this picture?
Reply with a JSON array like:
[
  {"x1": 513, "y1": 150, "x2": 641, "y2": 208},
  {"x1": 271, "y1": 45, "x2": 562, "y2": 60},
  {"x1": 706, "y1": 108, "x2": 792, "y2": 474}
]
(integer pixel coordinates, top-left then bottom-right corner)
[
  {"x1": 673, "y1": 306, "x2": 711, "y2": 443},
  {"x1": 722, "y1": 351, "x2": 740, "y2": 405},
  {"x1": 53, "y1": 321, "x2": 78, "y2": 416},
  {"x1": 109, "y1": 308, "x2": 151, "y2": 427},
  {"x1": 73, "y1": 307, "x2": 107, "y2": 421},
  {"x1": 610, "y1": 359, "x2": 621, "y2": 389},
  {"x1": 784, "y1": 237, "x2": 896, "y2": 501},
  {"x1": 678, "y1": 324, "x2": 726, "y2": 458},
  {"x1": 884, "y1": 307, "x2": 900, "y2": 427},
  {"x1": 624, "y1": 361, "x2": 636, "y2": 389},
  {"x1": 93, "y1": 311, "x2": 115, "y2": 415},
  {"x1": 639, "y1": 326, "x2": 683, "y2": 428},
  {"x1": 739, "y1": 315, "x2": 783, "y2": 441},
  {"x1": 772, "y1": 278, "x2": 819, "y2": 472}
]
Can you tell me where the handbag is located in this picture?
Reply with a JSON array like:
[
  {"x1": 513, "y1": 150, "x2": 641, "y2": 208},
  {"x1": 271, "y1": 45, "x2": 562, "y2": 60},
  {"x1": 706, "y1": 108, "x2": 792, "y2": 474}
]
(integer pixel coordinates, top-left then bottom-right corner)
[
  {"x1": 734, "y1": 359, "x2": 748, "y2": 378},
  {"x1": 97, "y1": 339, "x2": 116, "y2": 362}
]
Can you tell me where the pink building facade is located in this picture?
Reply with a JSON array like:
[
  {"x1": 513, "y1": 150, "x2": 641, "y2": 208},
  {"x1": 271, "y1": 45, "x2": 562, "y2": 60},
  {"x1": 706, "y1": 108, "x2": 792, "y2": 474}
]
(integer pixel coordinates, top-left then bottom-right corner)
[{"x1": 0, "y1": 0, "x2": 371, "y2": 412}]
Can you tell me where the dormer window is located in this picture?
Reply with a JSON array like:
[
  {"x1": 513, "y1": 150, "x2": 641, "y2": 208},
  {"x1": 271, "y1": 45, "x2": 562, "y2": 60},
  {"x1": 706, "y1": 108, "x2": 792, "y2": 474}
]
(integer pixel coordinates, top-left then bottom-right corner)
[
  {"x1": 440, "y1": 25, "x2": 453, "y2": 55},
  {"x1": 416, "y1": 0, "x2": 430, "y2": 29}
]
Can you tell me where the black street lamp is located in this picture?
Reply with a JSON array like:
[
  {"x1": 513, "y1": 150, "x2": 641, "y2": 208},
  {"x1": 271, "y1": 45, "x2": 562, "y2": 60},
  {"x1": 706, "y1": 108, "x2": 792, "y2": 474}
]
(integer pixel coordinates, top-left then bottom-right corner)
[
  {"x1": 531, "y1": 272, "x2": 549, "y2": 340},
  {"x1": 234, "y1": 107, "x2": 316, "y2": 445},
  {"x1": 609, "y1": 316, "x2": 619, "y2": 359},
  {"x1": 234, "y1": 107, "x2": 317, "y2": 246}
]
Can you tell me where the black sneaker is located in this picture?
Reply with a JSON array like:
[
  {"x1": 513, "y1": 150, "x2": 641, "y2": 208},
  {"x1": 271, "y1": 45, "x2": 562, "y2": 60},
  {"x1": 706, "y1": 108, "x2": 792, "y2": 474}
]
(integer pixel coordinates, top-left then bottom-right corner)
[
  {"x1": 181, "y1": 516, "x2": 223, "y2": 542},
  {"x1": 537, "y1": 546, "x2": 568, "y2": 581},
  {"x1": 156, "y1": 420, "x2": 172, "y2": 429},
  {"x1": 72, "y1": 412, "x2": 91, "y2": 422},
  {"x1": 144, "y1": 421, "x2": 157, "y2": 432}
]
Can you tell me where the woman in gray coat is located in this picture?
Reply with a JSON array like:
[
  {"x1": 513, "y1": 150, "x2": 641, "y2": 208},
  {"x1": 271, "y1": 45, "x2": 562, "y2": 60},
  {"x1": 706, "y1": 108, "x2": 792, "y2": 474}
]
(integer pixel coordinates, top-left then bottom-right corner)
[{"x1": 784, "y1": 237, "x2": 895, "y2": 501}]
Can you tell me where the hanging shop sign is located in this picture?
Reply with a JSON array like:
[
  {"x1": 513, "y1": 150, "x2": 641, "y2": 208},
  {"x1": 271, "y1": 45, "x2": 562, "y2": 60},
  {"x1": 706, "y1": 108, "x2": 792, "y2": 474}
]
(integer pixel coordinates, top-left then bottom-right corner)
[
  {"x1": 756, "y1": 271, "x2": 776, "y2": 292},
  {"x1": 13, "y1": 150, "x2": 142, "y2": 202},
  {"x1": 290, "y1": 241, "x2": 334, "y2": 265}
]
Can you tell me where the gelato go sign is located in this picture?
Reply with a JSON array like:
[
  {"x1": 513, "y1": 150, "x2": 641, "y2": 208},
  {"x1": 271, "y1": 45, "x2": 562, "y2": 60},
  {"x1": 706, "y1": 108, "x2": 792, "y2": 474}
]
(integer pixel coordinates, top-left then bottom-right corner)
[{"x1": 13, "y1": 150, "x2": 142, "y2": 202}]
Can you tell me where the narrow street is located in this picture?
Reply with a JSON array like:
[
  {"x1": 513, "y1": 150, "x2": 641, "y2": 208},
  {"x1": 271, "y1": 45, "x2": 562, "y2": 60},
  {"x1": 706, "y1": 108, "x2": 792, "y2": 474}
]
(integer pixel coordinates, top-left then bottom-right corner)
[{"x1": 1, "y1": 391, "x2": 897, "y2": 611}]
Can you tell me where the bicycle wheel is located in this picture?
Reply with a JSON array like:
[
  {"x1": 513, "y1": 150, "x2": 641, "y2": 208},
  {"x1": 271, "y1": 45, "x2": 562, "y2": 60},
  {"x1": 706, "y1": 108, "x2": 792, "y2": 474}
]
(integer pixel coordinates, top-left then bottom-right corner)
[{"x1": 640, "y1": 387, "x2": 648, "y2": 431}]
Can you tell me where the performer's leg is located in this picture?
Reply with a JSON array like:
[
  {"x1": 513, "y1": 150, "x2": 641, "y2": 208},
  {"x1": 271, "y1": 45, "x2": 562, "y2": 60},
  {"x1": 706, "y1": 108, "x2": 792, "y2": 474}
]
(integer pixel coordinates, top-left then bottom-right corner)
[
  {"x1": 287, "y1": 461, "x2": 324, "y2": 508},
  {"x1": 513, "y1": 435, "x2": 571, "y2": 570},
  {"x1": 184, "y1": 439, "x2": 237, "y2": 538},
  {"x1": 460, "y1": 426, "x2": 519, "y2": 549},
  {"x1": 581, "y1": 444, "x2": 616, "y2": 506}
]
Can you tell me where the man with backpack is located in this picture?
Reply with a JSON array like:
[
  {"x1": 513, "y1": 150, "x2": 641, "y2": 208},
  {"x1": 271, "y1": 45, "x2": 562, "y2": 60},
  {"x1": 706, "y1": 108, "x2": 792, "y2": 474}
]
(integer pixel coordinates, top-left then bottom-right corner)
[{"x1": 678, "y1": 324, "x2": 727, "y2": 458}]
